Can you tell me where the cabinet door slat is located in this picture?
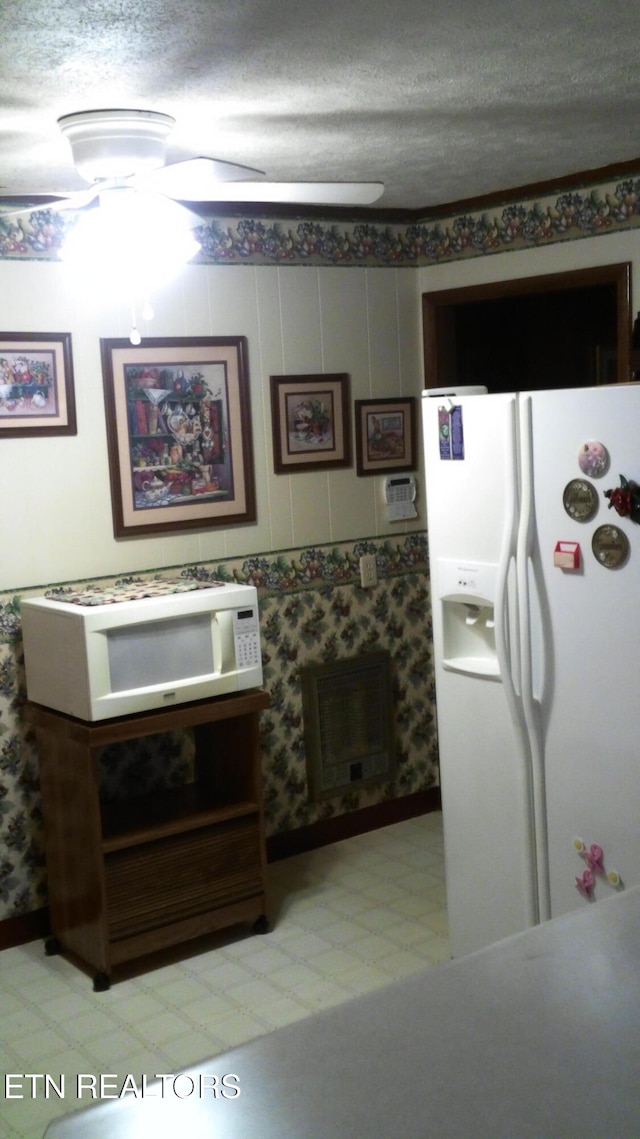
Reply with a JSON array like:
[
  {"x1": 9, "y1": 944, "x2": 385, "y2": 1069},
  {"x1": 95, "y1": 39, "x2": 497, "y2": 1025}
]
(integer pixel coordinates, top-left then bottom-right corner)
[{"x1": 106, "y1": 818, "x2": 262, "y2": 939}]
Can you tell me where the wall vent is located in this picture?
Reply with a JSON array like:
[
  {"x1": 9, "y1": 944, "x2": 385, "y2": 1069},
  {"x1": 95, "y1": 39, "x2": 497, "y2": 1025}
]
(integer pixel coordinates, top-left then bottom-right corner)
[{"x1": 301, "y1": 651, "x2": 395, "y2": 801}]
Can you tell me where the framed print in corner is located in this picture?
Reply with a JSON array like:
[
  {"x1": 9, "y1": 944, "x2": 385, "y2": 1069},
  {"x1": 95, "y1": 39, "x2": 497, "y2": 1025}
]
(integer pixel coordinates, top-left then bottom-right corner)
[
  {"x1": 0, "y1": 332, "x2": 76, "y2": 437},
  {"x1": 270, "y1": 373, "x2": 351, "y2": 473},
  {"x1": 355, "y1": 396, "x2": 417, "y2": 476},
  {"x1": 101, "y1": 336, "x2": 256, "y2": 537}
]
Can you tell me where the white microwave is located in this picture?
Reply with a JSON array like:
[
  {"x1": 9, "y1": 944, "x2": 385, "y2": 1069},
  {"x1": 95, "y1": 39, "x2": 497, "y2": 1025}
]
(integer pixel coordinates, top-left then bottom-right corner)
[{"x1": 21, "y1": 581, "x2": 263, "y2": 721}]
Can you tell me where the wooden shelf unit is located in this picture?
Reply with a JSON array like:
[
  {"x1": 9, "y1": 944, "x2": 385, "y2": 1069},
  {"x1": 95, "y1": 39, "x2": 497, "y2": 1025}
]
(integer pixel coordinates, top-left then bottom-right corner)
[{"x1": 26, "y1": 689, "x2": 271, "y2": 990}]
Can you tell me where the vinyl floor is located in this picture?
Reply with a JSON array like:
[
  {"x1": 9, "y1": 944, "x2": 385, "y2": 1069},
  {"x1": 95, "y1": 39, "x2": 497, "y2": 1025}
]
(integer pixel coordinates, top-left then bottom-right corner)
[{"x1": 0, "y1": 811, "x2": 448, "y2": 1138}]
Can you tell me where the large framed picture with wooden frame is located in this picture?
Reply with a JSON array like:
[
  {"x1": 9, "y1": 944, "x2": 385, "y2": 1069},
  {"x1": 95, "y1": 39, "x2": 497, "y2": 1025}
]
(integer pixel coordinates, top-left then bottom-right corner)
[{"x1": 101, "y1": 336, "x2": 256, "y2": 537}]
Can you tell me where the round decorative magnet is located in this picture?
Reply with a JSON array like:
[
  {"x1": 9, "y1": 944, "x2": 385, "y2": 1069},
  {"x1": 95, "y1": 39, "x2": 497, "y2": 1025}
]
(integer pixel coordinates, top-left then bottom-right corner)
[
  {"x1": 563, "y1": 479, "x2": 599, "y2": 522},
  {"x1": 592, "y1": 524, "x2": 629, "y2": 569},
  {"x1": 578, "y1": 441, "x2": 609, "y2": 477}
]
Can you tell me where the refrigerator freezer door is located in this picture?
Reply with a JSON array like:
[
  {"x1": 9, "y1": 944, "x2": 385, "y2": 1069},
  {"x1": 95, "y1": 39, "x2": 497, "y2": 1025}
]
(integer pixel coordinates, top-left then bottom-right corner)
[
  {"x1": 423, "y1": 390, "x2": 538, "y2": 956},
  {"x1": 526, "y1": 385, "x2": 640, "y2": 918}
]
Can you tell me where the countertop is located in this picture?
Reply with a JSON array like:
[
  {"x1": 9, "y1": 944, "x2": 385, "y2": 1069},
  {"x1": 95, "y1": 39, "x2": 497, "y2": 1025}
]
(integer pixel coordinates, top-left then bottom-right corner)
[{"x1": 45, "y1": 886, "x2": 640, "y2": 1138}]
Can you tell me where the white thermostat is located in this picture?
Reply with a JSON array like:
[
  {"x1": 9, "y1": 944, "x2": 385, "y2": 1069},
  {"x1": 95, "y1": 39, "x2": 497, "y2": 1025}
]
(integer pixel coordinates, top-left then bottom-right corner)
[{"x1": 384, "y1": 475, "x2": 417, "y2": 520}]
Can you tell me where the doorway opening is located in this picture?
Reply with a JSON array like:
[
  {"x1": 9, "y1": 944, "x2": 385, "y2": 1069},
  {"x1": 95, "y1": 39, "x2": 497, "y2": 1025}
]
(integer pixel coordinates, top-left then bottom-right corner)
[{"x1": 422, "y1": 264, "x2": 632, "y2": 393}]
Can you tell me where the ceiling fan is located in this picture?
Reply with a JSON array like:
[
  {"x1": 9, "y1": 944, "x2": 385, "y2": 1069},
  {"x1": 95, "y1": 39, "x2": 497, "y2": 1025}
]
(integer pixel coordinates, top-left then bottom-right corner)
[{"x1": 0, "y1": 107, "x2": 385, "y2": 217}]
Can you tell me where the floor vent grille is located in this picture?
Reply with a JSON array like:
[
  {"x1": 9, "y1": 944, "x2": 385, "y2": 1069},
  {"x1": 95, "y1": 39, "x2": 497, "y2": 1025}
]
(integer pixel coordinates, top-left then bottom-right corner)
[{"x1": 301, "y1": 651, "x2": 395, "y2": 801}]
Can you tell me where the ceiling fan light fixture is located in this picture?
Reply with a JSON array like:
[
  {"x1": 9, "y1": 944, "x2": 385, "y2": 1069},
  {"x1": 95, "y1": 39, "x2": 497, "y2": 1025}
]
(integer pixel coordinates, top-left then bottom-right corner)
[
  {"x1": 59, "y1": 187, "x2": 201, "y2": 331},
  {"x1": 57, "y1": 109, "x2": 175, "y2": 183},
  {"x1": 60, "y1": 188, "x2": 200, "y2": 273}
]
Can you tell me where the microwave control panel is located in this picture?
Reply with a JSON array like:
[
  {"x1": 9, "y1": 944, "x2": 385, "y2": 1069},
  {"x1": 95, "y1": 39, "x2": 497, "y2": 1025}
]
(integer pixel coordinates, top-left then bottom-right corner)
[{"x1": 233, "y1": 607, "x2": 262, "y2": 670}]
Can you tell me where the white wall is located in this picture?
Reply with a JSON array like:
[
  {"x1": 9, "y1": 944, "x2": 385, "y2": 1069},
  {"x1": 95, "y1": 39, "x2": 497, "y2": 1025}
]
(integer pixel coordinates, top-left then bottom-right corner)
[
  {"x1": 0, "y1": 261, "x2": 423, "y2": 591},
  {"x1": 3, "y1": 225, "x2": 636, "y2": 593}
]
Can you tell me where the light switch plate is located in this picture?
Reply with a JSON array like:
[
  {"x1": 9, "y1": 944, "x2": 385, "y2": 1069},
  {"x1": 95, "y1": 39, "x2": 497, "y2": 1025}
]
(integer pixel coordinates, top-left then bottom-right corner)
[{"x1": 359, "y1": 554, "x2": 378, "y2": 588}]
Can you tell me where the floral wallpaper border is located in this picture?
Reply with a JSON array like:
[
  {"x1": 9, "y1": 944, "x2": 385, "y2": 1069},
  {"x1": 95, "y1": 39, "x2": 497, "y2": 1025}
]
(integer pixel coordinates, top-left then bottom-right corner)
[
  {"x1": 0, "y1": 533, "x2": 437, "y2": 920},
  {"x1": 1, "y1": 171, "x2": 638, "y2": 269}
]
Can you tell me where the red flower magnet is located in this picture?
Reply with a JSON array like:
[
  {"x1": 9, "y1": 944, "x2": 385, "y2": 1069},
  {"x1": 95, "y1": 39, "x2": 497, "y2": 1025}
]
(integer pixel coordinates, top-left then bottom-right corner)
[{"x1": 604, "y1": 475, "x2": 640, "y2": 523}]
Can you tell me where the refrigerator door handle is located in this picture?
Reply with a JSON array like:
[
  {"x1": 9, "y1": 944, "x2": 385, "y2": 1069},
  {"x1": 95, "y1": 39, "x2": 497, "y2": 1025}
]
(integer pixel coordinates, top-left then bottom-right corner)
[
  {"x1": 494, "y1": 398, "x2": 519, "y2": 702},
  {"x1": 495, "y1": 396, "x2": 540, "y2": 929},
  {"x1": 517, "y1": 395, "x2": 551, "y2": 923}
]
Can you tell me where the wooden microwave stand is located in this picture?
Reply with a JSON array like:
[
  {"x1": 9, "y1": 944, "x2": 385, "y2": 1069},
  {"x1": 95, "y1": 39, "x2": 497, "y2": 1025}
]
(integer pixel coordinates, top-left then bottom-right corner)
[{"x1": 26, "y1": 689, "x2": 271, "y2": 991}]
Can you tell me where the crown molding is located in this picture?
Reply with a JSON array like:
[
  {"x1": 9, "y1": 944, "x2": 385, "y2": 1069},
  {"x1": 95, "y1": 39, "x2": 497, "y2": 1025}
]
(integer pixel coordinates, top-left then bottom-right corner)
[{"x1": 1, "y1": 160, "x2": 639, "y2": 268}]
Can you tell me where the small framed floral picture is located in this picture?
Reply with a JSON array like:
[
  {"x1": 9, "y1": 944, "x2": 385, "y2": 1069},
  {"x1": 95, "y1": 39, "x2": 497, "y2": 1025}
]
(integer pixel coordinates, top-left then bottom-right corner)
[
  {"x1": 270, "y1": 373, "x2": 351, "y2": 473},
  {"x1": 0, "y1": 332, "x2": 76, "y2": 437},
  {"x1": 354, "y1": 396, "x2": 417, "y2": 476}
]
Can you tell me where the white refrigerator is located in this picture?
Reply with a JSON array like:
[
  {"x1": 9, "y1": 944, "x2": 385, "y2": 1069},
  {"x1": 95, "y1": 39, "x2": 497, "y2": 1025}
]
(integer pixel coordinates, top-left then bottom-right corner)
[{"x1": 422, "y1": 383, "x2": 640, "y2": 957}]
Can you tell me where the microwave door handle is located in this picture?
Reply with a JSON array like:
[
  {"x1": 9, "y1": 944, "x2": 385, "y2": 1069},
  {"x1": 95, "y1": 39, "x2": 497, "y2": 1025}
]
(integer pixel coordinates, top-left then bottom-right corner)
[{"x1": 212, "y1": 613, "x2": 222, "y2": 675}]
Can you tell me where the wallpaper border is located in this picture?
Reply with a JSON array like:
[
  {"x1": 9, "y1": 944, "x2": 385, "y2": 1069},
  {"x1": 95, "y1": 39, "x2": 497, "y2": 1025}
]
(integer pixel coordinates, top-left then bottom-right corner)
[{"x1": 1, "y1": 172, "x2": 639, "y2": 269}]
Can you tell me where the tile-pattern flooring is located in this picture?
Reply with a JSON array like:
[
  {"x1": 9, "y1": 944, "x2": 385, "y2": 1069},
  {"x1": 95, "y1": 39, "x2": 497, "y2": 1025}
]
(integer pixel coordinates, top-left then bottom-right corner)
[{"x1": 0, "y1": 811, "x2": 447, "y2": 1138}]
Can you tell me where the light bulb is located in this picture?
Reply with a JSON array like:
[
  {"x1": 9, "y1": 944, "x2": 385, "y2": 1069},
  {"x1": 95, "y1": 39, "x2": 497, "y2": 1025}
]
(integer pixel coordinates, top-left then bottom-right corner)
[{"x1": 59, "y1": 188, "x2": 201, "y2": 301}]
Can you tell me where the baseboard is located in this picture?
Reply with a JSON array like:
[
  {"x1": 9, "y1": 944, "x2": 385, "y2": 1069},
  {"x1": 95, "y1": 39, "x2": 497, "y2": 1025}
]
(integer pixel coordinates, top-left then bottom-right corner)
[
  {"x1": 266, "y1": 786, "x2": 441, "y2": 862},
  {"x1": 0, "y1": 788, "x2": 442, "y2": 950},
  {"x1": 0, "y1": 906, "x2": 49, "y2": 951}
]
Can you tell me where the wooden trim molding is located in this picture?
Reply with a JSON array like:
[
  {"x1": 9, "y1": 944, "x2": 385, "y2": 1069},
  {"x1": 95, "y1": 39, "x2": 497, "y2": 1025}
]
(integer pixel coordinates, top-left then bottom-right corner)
[
  {"x1": 422, "y1": 263, "x2": 632, "y2": 388},
  {"x1": 266, "y1": 787, "x2": 441, "y2": 862},
  {"x1": 0, "y1": 906, "x2": 50, "y2": 951},
  {"x1": 2, "y1": 161, "x2": 639, "y2": 269}
]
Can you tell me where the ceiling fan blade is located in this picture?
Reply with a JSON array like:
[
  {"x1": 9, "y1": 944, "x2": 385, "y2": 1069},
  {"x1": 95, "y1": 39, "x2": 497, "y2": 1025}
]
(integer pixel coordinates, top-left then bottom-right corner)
[
  {"x1": 139, "y1": 156, "x2": 266, "y2": 200},
  {"x1": 141, "y1": 160, "x2": 384, "y2": 206},
  {"x1": 0, "y1": 202, "x2": 45, "y2": 219},
  {"x1": 190, "y1": 180, "x2": 386, "y2": 206},
  {"x1": 0, "y1": 185, "x2": 102, "y2": 218}
]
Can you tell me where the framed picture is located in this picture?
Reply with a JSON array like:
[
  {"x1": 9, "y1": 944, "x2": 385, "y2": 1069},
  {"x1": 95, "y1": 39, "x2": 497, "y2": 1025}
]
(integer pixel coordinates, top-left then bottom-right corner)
[
  {"x1": 270, "y1": 373, "x2": 351, "y2": 473},
  {"x1": 0, "y1": 332, "x2": 76, "y2": 437},
  {"x1": 101, "y1": 336, "x2": 256, "y2": 537},
  {"x1": 354, "y1": 396, "x2": 417, "y2": 476}
]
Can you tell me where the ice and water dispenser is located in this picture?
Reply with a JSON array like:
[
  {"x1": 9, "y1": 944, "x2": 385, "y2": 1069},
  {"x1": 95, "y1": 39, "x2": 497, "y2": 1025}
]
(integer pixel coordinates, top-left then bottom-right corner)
[{"x1": 437, "y1": 559, "x2": 500, "y2": 678}]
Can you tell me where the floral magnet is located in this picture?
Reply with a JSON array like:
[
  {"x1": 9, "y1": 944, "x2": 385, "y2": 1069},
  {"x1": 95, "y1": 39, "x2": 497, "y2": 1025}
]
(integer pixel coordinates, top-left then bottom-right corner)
[
  {"x1": 578, "y1": 441, "x2": 609, "y2": 477},
  {"x1": 604, "y1": 474, "x2": 640, "y2": 523}
]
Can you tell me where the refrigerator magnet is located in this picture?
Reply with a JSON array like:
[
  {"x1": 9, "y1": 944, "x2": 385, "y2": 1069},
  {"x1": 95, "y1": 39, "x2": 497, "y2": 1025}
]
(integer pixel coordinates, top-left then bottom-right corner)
[
  {"x1": 450, "y1": 404, "x2": 465, "y2": 460},
  {"x1": 592, "y1": 524, "x2": 629, "y2": 568},
  {"x1": 578, "y1": 440, "x2": 609, "y2": 477},
  {"x1": 563, "y1": 479, "x2": 598, "y2": 522},
  {"x1": 603, "y1": 474, "x2": 640, "y2": 523},
  {"x1": 554, "y1": 541, "x2": 580, "y2": 570},
  {"x1": 438, "y1": 407, "x2": 451, "y2": 459}
]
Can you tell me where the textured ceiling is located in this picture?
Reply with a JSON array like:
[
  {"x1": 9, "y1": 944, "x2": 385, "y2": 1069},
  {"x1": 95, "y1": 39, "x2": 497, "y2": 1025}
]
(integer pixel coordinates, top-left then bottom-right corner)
[{"x1": 1, "y1": 0, "x2": 639, "y2": 212}]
